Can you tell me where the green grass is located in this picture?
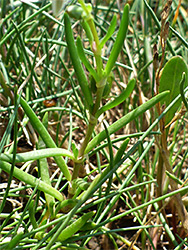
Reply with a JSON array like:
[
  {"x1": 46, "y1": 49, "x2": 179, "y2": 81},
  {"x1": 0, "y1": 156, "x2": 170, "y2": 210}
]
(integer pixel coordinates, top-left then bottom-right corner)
[{"x1": 0, "y1": 0, "x2": 188, "y2": 249}]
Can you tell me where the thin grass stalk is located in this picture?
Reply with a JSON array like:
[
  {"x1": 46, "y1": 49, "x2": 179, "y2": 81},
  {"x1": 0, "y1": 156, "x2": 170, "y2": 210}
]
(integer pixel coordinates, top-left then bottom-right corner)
[
  {"x1": 0, "y1": 3, "x2": 52, "y2": 47},
  {"x1": 45, "y1": 105, "x2": 172, "y2": 247},
  {"x1": 98, "y1": 185, "x2": 188, "y2": 228},
  {"x1": 94, "y1": 121, "x2": 114, "y2": 223},
  {"x1": 12, "y1": 183, "x2": 39, "y2": 237},
  {"x1": 96, "y1": 138, "x2": 155, "y2": 225},
  {"x1": 0, "y1": 90, "x2": 19, "y2": 214},
  {"x1": 143, "y1": 0, "x2": 175, "y2": 56}
]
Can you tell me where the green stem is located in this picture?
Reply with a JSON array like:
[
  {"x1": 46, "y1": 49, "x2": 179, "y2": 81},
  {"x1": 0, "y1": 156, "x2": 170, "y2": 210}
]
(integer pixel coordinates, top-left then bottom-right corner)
[
  {"x1": 88, "y1": 18, "x2": 100, "y2": 49},
  {"x1": 71, "y1": 77, "x2": 107, "y2": 180},
  {"x1": 78, "y1": 118, "x2": 97, "y2": 159},
  {"x1": 71, "y1": 162, "x2": 82, "y2": 180},
  {"x1": 88, "y1": 20, "x2": 103, "y2": 77},
  {"x1": 78, "y1": 0, "x2": 100, "y2": 46},
  {"x1": 78, "y1": 0, "x2": 102, "y2": 76},
  {"x1": 74, "y1": 79, "x2": 106, "y2": 172},
  {"x1": 92, "y1": 86, "x2": 105, "y2": 115},
  {"x1": 71, "y1": 114, "x2": 97, "y2": 181},
  {"x1": 78, "y1": 0, "x2": 90, "y2": 15}
]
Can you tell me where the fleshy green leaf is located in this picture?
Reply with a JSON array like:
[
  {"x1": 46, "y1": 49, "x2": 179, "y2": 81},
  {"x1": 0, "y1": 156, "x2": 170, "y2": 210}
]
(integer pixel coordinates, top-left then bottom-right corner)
[
  {"x1": 38, "y1": 112, "x2": 55, "y2": 216},
  {"x1": 5, "y1": 232, "x2": 24, "y2": 250},
  {"x1": 159, "y1": 56, "x2": 188, "y2": 125},
  {"x1": 102, "y1": 73, "x2": 114, "y2": 99},
  {"x1": 104, "y1": 4, "x2": 129, "y2": 76},
  {"x1": 57, "y1": 211, "x2": 95, "y2": 242},
  {"x1": 72, "y1": 142, "x2": 79, "y2": 159},
  {"x1": 96, "y1": 78, "x2": 135, "y2": 117},
  {"x1": 76, "y1": 36, "x2": 99, "y2": 82},
  {"x1": 85, "y1": 91, "x2": 169, "y2": 154},
  {"x1": 64, "y1": 13, "x2": 93, "y2": 111},
  {"x1": 114, "y1": 138, "x2": 130, "y2": 165},
  {"x1": 99, "y1": 15, "x2": 117, "y2": 49},
  {"x1": 80, "y1": 19, "x2": 94, "y2": 43},
  {"x1": 19, "y1": 96, "x2": 72, "y2": 181},
  {"x1": 74, "y1": 178, "x2": 90, "y2": 191},
  {"x1": 0, "y1": 148, "x2": 74, "y2": 163},
  {"x1": 0, "y1": 160, "x2": 64, "y2": 201}
]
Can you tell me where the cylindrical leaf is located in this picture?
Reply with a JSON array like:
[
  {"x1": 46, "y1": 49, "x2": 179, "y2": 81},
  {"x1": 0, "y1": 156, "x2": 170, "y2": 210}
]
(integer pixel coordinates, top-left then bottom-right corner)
[
  {"x1": 104, "y1": 4, "x2": 129, "y2": 76},
  {"x1": 0, "y1": 148, "x2": 74, "y2": 163},
  {"x1": 100, "y1": 15, "x2": 117, "y2": 49},
  {"x1": 96, "y1": 78, "x2": 135, "y2": 117},
  {"x1": 76, "y1": 36, "x2": 99, "y2": 82},
  {"x1": 85, "y1": 91, "x2": 169, "y2": 153},
  {"x1": 57, "y1": 211, "x2": 95, "y2": 242},
  {"x1": 114, "y1": 138, "x2": 130, "y2": 165},
  {"x1": 19, "y1": 96, "x2": 71, "y2": 181},
  {"x1": 64, "y1": 13, "x2": 93, "y2": 110},
  {"x1": 0, "y1": 160, "x2": 64, "y2": 201}
]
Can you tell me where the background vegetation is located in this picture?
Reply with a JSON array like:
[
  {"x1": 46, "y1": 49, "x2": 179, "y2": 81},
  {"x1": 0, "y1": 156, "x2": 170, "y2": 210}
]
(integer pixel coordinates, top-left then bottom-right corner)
[{"x1": 0, "y1": 0, "x2": 188, "y2": 249}]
